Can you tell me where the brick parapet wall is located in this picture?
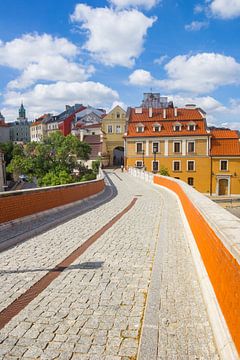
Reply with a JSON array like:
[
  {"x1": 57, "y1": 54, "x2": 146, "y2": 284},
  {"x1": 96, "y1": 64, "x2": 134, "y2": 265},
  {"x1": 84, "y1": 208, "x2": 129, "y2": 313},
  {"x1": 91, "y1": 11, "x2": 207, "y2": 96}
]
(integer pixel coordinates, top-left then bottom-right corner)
[
  {"x1": 0, "y1": 178, "x2": 105, "y2": 224},
  {"x1": 128, "y1": 167, "x2": 240, "y2": 357},
  {"x1": 153, "y1": 175, "x2": 240, "y2": 356}
]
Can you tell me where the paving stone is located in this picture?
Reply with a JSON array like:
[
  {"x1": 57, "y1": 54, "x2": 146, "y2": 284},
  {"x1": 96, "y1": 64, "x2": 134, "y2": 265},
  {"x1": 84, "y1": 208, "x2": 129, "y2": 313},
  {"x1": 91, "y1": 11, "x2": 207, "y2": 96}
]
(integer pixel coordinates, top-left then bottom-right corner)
[{"x1": 0, "y1": 170, "x2": 219, "y2": 359}]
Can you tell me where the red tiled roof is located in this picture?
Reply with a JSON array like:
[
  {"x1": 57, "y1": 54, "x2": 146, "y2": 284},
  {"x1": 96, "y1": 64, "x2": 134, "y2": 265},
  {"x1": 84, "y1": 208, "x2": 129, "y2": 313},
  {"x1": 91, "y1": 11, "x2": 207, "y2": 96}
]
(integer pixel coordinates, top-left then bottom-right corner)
[
  {"x1": 210, "y1": 129, "x2": 239, "y2": 139},
  {"x1": 83, "y1": 135, "x2": 101, "y2": 144},
  {"x1": 83, "y1": 135, "x2": 102, "y2": 158},
  {"x1": 127, "y1": 120, "x2": 207, "y2": 137},
  {"x1": 127, "y1": 107, "x2": 207, "y2": 137},
  {"x1": 211, "y1": 139, "x2": 240, "y2": 156},
  {"x1": 31, "y1": 121, "x2": 42, "y2": 126},
  {"x1": 211, "y1": 130, "x2": 240, "y2": 156},
  {"x1": 129, "y1": 107, "x2": 204, "y2": 122}
]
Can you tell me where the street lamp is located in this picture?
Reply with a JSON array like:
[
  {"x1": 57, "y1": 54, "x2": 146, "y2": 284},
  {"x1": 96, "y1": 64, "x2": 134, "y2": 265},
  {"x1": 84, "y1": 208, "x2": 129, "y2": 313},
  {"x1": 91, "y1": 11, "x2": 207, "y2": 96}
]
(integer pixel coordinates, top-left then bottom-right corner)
[
  {"x1": 153, "y1": 149, "x2": 157, "y2": 173},
  {"x1": 142, "y1": 149, "x2": 145, "y2": 169}
]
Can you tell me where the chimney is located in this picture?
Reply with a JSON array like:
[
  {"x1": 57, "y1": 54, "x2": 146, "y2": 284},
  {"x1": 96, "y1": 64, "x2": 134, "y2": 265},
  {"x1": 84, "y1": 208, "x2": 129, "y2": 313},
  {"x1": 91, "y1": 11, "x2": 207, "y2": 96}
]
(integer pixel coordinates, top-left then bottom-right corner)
[
  {"x1": 149, "y1": 107, "x2": 153, "y2": 118},
  {"x1": 174, "y1": 107, "x2": 178, "y2": 117},
  {"x1": 135, "y1": 107, "x2": 142, "y2": 114},
  {"x1": 163, "y1": 108, "x2": 167, "y2": 119}
]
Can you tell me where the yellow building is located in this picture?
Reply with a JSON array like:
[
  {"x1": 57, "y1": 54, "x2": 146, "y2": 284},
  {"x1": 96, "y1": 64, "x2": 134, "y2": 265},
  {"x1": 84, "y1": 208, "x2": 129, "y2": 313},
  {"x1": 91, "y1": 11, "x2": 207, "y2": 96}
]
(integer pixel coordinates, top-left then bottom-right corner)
[
  {"x1": 102, "y1": 106, "x2": 126, "y2": 166},
  {"x1": 125, "y1": 104, "x2": 240, "y2": 195},
  {"x1": 30, "y1": 115, "x2": 49, "y2": 142},
  {"x1": 210, "y1": 130, "x2": 240, "y2": 195}
]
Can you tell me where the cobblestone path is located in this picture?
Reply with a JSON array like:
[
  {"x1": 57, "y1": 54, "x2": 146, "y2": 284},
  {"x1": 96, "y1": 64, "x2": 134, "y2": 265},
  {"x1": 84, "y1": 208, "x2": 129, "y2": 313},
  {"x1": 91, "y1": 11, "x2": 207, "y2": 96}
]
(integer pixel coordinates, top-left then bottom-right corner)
[{"x1": 0, "y1": 170, "x2": 219, "y2": 359}]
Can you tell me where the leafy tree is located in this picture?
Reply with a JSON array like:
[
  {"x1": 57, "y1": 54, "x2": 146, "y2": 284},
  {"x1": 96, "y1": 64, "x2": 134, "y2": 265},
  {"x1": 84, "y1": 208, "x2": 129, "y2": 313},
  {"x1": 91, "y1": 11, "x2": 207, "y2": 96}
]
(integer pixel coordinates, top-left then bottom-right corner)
[
  {"x1": 7, "y1": 132, "x2": 93, "y2": 186},
  {"x1": 159, "y1": 166, "x2": 170, "y2": 176},
  {"x1": 0, "y1": 142, "x2": 14, "y2": 166}
]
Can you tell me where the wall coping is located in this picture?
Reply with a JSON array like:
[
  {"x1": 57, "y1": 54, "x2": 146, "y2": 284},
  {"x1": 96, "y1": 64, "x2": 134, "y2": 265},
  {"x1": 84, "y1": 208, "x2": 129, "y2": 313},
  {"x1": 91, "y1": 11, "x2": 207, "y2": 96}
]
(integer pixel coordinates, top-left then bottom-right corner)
[
  {"x1": 0, "y1": 169, "x2": 104, "y2": 198},
  {"x1": 129, "y1": 168, "x2": 240, "y2": 265}
]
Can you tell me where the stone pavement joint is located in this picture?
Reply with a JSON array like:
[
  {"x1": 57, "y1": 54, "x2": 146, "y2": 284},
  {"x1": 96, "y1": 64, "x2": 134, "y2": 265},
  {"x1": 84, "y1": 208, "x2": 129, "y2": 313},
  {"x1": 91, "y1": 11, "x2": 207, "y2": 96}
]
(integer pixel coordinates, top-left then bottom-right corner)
[
  {"x1": 0, "y1": 197, "x2": 137, "y2": 332},
  {"x1": 0, "y1": 170, "x2": 220, "y2": 359}
]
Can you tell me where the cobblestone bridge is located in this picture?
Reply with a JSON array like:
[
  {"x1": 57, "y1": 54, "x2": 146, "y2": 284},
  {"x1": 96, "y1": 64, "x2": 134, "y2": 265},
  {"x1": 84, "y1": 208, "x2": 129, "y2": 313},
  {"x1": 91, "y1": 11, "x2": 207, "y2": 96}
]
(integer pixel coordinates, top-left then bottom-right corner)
[{"x1": 0, "y1": 169, "x2": 238, "y2": 359}]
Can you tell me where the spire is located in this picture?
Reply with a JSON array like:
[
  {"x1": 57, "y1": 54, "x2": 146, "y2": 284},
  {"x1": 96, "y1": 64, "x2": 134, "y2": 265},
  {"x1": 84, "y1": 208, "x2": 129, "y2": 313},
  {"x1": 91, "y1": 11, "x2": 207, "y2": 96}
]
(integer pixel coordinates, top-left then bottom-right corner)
[{"x1": 19, "y1": 102, "x2": 26, "y2": 119}]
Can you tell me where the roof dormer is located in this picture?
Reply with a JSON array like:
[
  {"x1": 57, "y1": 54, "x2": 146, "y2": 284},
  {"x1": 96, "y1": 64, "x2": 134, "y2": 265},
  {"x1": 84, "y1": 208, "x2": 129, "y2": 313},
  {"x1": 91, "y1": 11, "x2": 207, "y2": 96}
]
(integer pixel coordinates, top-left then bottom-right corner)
[
  {"x1": 173, "y1": 122, "x2": 182, "y2": 132},
  {"x1": 136, "y1": 122, "x2": 144, "y2": 133},
  {"x1": 153, "y1": 122, "x2": 161, "y2": 132},
  {"x1": 187, "y1": 121, "x2": 196, "y2": 131}
]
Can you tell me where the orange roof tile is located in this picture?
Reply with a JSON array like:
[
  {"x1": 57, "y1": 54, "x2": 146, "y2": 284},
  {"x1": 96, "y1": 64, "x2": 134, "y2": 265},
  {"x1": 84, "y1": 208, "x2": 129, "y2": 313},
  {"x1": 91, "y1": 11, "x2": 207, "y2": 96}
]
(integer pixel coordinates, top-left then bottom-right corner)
[
  {"x1": 129, "y1": 107, "x2": 204, "y2": 122},
  {"x1": 211, "y1": 138, "x2": 240, "y2": 156},
  {"x1": 127, "y1": 120, "x2": 207, "y2": 137},
  {"x1": 211, "y1": 129, "x2": 239, "y2": 139}
]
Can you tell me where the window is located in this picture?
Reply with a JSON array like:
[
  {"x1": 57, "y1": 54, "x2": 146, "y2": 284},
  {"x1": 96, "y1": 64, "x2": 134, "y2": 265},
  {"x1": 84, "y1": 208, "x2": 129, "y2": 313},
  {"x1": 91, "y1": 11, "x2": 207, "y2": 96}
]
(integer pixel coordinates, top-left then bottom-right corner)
[
  {"x1": 188, "y1": 177, "x2": 194, "y2": 186},
  {"x1": 187, "y1": 161, "x2": 195, "y2": 171},
  {"x1": 153, "y1": 123, "x2": 161, "y2": 132},
  {"x1": 136, "y1": 160, "x2": 143, "y2": 168},
  {"x1": 108, "y1": 125, "x2": 113, "y2": 133},
  {"x1": 173, "y1": 161, "x2": 181, "y2": 171},
  {"x1": 152, "y1": 142, "x2": 159, "y2": 153},
  {"x1": 173, "y1": 142, "x2": 181, "y2": 153},
  {"x1": 188, "y1": 125, "x2": 195, "y2": 131},
  {"x1": 187, "y1": 142, "x2": 195, "y2": 153},
  {"x1": 116, "y1": 125, "x2": 121, "y2": 133},
  {"x1": 136, "y1": 142, "x2": 143, "y2": 153},
  {"x1": 173, "y1": 123, "x2": 182, "y2": 131},
  {"x1": 220, "y1": 160, "x2": 228, "y2": 171},
  {"x1": 152, "y1": 161, "x2": 159, "y2": 172},
  {"x1": 137, "y1": 126, "x2": 144, "y2": 133},
  {"x1": 116, "y1": 112, "x2": 120, "y2": 118}
]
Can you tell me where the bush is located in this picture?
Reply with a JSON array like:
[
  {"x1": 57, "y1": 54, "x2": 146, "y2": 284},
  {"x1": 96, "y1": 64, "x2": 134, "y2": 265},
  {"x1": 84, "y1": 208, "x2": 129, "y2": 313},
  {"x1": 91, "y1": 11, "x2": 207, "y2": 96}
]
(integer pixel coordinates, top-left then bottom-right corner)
[
  {"x1": 80, "y1": 172, "x2": 96, "y2": 182},
  {"x1": 159, "y1": 166, "x2": 170, "y2": 176},
  {"x1": 92, "y1": 160, "x2": 101, "y2": 173}
]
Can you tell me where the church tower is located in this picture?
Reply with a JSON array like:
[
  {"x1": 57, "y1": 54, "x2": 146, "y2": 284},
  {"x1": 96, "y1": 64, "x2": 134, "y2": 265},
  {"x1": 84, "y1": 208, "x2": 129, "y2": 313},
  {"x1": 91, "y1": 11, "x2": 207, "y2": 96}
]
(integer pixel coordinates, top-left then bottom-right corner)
[{"x1": 18, "y1": 103, "x2": 27, "y2": 122}]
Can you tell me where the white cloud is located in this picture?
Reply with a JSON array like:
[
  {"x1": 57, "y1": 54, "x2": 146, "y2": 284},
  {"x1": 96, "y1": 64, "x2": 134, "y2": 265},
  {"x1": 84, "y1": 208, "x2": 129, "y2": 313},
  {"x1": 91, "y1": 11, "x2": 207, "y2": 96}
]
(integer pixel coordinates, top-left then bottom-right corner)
[
  {"x1": 129, "y1": 53, "x2": 240, "y2": 94},
  {"x1": 163, "y1": 53, "x2": 240, "y2": 93},
  {"x1": 0, "y1": 33, "x2": 77, "y2": 70},
  {"x1": 4, "y1": 81, "x2": 119, "y2": 121},
  {"x1": 154, "y1": 55, "x2": 168, "y2": 65},
  {"x1": 0, "y1": 33, "x2": 94, "y2": 89},
  {"x1": 209, "y1": 0, "x2": 240, "y2": 19},
  {"x1": 185, "y1": 21, "x2": 208, "y2": 31},
  {"x1": 194, "y1": 4, "x2": 205, "y2": 14},
  {"x1": 71, "y1": 4, "x2": 156, "y2": 67},
  {"x1": 128, "y1": 69, "x2": 154, "y2": 85},
  {"x1": 108, "y1": 0, "x2": 159, "y2": 10}
]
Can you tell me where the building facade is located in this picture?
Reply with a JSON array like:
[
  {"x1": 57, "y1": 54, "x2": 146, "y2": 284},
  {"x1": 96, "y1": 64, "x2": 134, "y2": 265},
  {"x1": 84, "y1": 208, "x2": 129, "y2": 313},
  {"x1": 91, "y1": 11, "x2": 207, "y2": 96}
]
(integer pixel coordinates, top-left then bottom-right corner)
[
  {"x1": 0, "y1": 112, "x2": 10, "y2": 143},
  {"x1": 30, "y1": 114, "x2": 50, "y2": 142},
  {"x1": 9, "y1": 104, "x2": 30, "y2": 143},
  {"x1": 210, "y1": 130, "x2": 240, "y2": 195},
  {"x1": 102, "y1": 105, "x2": 126, "y2": 166},
  {"x1": 125, "y1": 99, "x2": 240, "y2": 195}
]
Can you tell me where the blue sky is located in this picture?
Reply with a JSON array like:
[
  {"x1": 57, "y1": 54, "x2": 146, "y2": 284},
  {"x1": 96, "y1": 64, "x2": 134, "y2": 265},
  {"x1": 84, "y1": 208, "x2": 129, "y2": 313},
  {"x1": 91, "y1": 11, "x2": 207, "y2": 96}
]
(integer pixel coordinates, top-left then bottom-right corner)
[{"x1": 0, "y1": 0, "x2": 240, "y2": 129}]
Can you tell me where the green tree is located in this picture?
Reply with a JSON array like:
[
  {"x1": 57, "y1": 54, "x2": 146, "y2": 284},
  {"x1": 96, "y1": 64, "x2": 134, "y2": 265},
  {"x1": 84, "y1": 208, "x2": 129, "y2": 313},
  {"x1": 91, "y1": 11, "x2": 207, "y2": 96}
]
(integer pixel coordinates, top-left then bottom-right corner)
[
  {"x1": 0, "y1": 142, "x2": 14, "y2": 166},
  {"x1": 7, "y1": 132, "x2": 93, "y2": 186}
]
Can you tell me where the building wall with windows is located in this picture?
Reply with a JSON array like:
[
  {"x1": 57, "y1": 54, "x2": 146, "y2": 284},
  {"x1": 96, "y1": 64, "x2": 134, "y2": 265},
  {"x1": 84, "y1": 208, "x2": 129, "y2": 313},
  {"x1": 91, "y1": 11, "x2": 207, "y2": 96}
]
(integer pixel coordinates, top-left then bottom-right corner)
[
  {"x1": 125, "y1": 105, "x2": 240, "y2": 195},
  {"x1": 210, "y1": 130, "x2": 240, "y2": 195},
  {"x1": 101, "y1": 105, "x2": 126, "y2": 166}
]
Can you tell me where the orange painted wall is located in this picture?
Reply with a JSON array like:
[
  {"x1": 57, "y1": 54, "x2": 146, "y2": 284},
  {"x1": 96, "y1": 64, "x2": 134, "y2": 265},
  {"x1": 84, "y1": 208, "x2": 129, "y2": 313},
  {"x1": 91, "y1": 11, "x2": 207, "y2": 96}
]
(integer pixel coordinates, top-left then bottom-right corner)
[
  {"x1": 0, "y1": 179, "x2": 105, "y2": 224},
  {"x1": 154, "y1": 175, "x2": 240, "y2": 355}
]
